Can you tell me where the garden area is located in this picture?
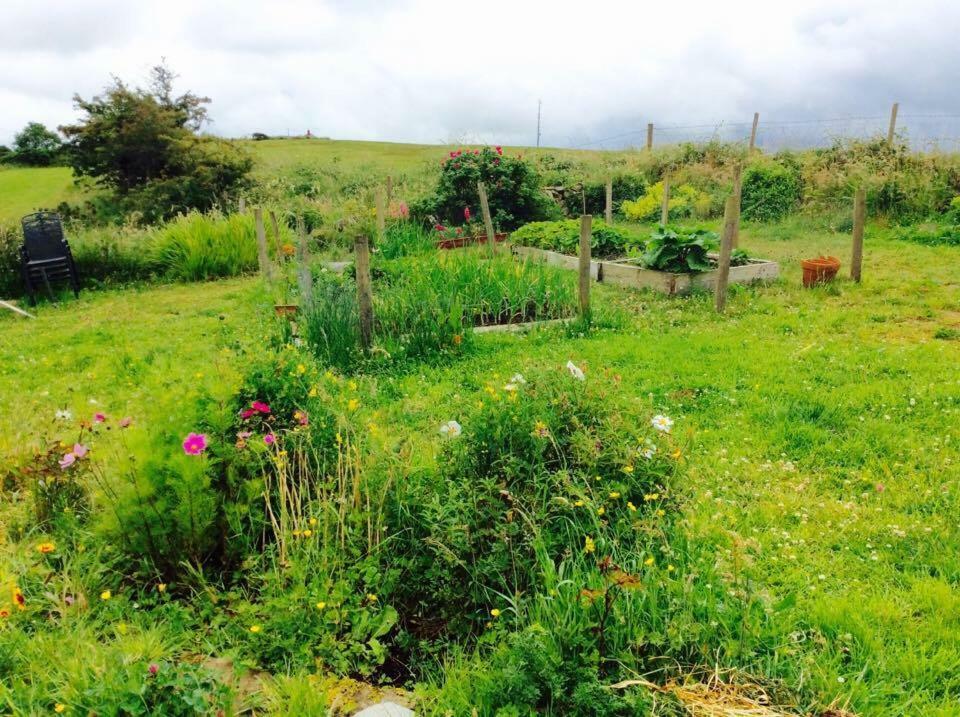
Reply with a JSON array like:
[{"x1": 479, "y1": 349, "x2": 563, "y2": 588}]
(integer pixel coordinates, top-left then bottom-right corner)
[{"x1": 2, "y1": 68, "x2": 960, "y2": 717}]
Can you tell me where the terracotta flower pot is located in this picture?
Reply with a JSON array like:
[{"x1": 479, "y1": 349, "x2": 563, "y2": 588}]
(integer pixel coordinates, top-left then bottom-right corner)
[
  {"x1": 436, "y1": 233, "x2": 508, "y2": 250},
  {"x1": 801, "y1": 256, "x2": 841, "y2": 288},
  {"x1": 274, "y1": 304, "x2": 299, "y2": 318}
]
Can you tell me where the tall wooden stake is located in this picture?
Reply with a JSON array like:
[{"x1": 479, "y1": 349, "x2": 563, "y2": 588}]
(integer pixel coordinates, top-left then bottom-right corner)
[
  {"x1": 646, "y1": 123, "x2": 654, "y2": 151},
  {"x1": 749, "y1": 112, "x2": 759, "y2": 151},
  {"x1": 732, "y1": 163, "x2": 743, "y2": 249},
  {"x1": 355, "y1": 236, "x2": 374, "y2": 350},
  {"x1": 851, "y1": 187, "x2": 866, "y2": 282},
  {"x1": 296, "y1": 215, "x2": 313, "y2": 304},
  {"x1": 386, "y1": 175, "x2": 393, "y2": 204},
  {"x1": 578, "y1": 215, "x2": 592, "y2": 319},
  {"x1": 238, "y1": 196, "x2": 246, "y2": 213},
  {"x1": 375, "y1": 191, "x2": 385, "y2": 242},
  {"x1": 887, "y1": 102, "x2": 899, "y2": 145},
  {"x1": 660, "y1": 175, "x2": 670, "y2": 227},
  {"x1": 254, "y1": 208, "x2": 273, "y2": 282},
  {"x1": 477, "y1": 181, "x2": 496, "y2": 254},
  {"x1": 714, "y1": 195, "x2": 739, "y2": 313},
  {"x1": 605, "y1": 179, "x2": 613, "y2": 224},
  {"x1": 269, "y1": 210, "x2": 282, "y2": 257}
]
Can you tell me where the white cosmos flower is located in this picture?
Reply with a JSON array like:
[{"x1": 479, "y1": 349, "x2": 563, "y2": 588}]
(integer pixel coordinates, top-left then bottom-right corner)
[
  {"x1": 510, "y1": 373, "x2": 526, "y2": 385},
  {"x1": 651, "y1": 415, "x2": 674, "y2": 433},
  {"x1": 566, "y1": 361, "x2": 585, "y2": 381},
  {"x1": 439, "y1": 420, "x2": 462, "y2": 438},
  {"x1": 55, "y1": 409, "x2": 73, "y2": 421},
  {"x1": 640, "y1": 445, "x2": 657, "y2": 460}
]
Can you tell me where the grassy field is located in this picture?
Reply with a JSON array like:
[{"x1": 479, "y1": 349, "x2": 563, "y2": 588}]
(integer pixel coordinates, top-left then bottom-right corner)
[
  {"x1": 0, "y1": 166, "x2": 88, "y2": 223},
  {"x1": 2, "y1": 221, "x2": 958, "y2": 714}
]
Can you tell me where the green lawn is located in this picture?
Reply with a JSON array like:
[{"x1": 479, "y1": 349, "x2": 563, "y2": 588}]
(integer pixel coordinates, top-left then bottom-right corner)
[
  {"x1": 0, "y1": 167, "x2": 87, "y2": 223},
  {"x1": 2, "y1": 225, "x2": 958, "y2": 714}
]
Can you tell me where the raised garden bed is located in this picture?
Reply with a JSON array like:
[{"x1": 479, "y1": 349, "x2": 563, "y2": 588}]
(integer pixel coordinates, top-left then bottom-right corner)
[
  {"x1": 511, "y1": 245, "x2": 779, "y2": 295},
  {"x1": 436, "y1": 233, "x2": 508, "y2": 250}
]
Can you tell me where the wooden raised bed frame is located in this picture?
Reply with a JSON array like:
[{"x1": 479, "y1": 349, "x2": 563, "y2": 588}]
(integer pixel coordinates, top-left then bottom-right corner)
[{"x1": 511, "y1": 245, "x2": 779, "y2": 295}]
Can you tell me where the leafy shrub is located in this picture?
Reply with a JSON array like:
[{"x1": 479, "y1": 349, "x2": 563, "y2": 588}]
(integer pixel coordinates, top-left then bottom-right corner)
[
  {"x1": 621, "y1": 181, "x2": 711, "y2": 222},
  {"x1": 0, "y1": 224, "x2": 21, "y2": 297},
  {"x1": 740, "y1": 163, "x2": 802, "y2": 221},
  {"x1": 561, "y1": 175, "x2": 647, "y2": 217},
  {"x1": 893, "y1": 224, "x2": 960, "y2": 247},
  {"x1": 947, "y1": 196, "x2": 960, "y2": 223},
  {"x1": 9, "y1": 122, "x2": 64, "y2": 166},
  {"x1": 640, "y1": 227, "x2": 718, "y2": 273},
  {"x1": 411, "y1": 146, "x2": 558, "y2": 230},
  {"x1": 510, "y1": 219, "x2": 634, "y2": 258}
]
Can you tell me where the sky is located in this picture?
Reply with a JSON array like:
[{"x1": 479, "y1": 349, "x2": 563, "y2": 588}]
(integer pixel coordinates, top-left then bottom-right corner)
[{"x1": 3, "y1": 0, "x2": 960, "y2": 150}]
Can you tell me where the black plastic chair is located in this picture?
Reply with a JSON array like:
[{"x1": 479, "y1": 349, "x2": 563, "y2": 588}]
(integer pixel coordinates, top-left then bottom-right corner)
[{"x1": 20, "y1": 212, "x2": 80, "y2": 305}]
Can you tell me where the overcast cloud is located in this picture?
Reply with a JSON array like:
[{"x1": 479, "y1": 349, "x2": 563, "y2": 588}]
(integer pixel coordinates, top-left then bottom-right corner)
[{"x1": 2, "y1": 0, "x2": 959, "y2": 149}]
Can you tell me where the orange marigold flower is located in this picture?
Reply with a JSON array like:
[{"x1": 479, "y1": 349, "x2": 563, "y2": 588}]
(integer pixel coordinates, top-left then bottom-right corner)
[{"x1": 37, "y1": 542, "x2": 56, "y2": 554}]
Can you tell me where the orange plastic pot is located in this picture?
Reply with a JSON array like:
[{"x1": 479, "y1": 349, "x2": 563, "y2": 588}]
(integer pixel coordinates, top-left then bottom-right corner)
[{"x1": 801, "y1": 256, "x2": 841, "y2": 288}]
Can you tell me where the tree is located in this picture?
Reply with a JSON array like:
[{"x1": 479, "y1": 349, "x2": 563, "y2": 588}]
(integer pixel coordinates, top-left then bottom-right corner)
[
  {"x1": 59, "y1": 63, "x2": 251, "y2": 222},
  {"x1": 11, "y1": 122, "x2": 63, "y2": 166}
]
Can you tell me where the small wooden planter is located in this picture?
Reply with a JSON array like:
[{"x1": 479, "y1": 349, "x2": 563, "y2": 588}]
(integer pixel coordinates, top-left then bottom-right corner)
[
  {"x1": 511, "y1": 245, "x2": 779, "y2": 296},
  {"x1": 436, "y1": 233, "x2": 508, "y2": 250},
  {"x1": 274, "y1": 304, "x2": 300, "y2": 318}
]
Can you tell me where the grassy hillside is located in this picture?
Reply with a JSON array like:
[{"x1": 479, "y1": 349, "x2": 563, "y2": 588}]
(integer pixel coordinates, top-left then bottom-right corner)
[{"x1": 0, "y1": 166, "x2": 87, "y2": 223}]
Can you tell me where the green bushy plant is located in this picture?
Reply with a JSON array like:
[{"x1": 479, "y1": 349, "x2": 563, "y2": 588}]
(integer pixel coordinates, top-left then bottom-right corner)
[
  {"x1": 510, "y1": 219, "x2": 634, "y2": 258},
  {"x1": 377, "y1": 219, "x2": 434, "y2": 259},
  {"x1": 621, "y1": 181, "x2": 711, "y2": 222},
  {"x1": 893, "y1": 224, "x2": 960, "y2": 247},
  {"x1": 740, "y1": 163, "x2": 802, "y2": 221},
  {"x1": 562, "y1": 175, "x2": 647, "y2": 217},
  {"x1": 639, "y1": 227, "x2": 719, "y2": 272},
  {"x1": 411, "y1": 147, "x2": 559, "y2": 230}
]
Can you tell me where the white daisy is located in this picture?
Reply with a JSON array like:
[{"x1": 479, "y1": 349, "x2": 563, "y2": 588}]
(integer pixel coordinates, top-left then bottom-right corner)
[
  {"x1": 566, "y1": 361, "x2": 585, "y2": 381},
  {"x1": 55, "y1": 409, "x2": 72, "y2": 421},
  {"x1": 651, "y1": 415, "x2": 674, "y2": 433},
  {"x1": 439, "y1": 420, "x2": 462, "y2": 438}
]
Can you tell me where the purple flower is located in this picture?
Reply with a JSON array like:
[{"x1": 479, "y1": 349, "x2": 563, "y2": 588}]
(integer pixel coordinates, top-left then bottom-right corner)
[
  {"x1": 263, "y1": 433, "x2": 277, "y2": 445},
  {"x1": 59, "y1": 453, "x2": 77, "y2": 470},
  {"x1": 182, "y1": 433, "x2": 208, "y2": 455}
]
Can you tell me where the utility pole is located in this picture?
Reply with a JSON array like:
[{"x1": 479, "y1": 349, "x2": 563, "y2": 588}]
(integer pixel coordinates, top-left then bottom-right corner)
[{"x1": 536, "y1": 99, "x2": 542, "y2": 148}]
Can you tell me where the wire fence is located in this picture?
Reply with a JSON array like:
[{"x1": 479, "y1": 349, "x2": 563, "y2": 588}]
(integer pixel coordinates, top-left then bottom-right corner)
[{"x1": 563, "y1": 110, "x2": 960, "y2": 153}]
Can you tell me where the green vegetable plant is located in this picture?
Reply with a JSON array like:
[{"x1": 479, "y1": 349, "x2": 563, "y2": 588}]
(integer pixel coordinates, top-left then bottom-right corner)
[{"x1": 639, "y1": 227, "x2": 719, "y2": 273}]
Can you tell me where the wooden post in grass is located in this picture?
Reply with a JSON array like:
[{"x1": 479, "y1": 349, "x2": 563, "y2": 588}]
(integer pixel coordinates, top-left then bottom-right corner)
[
  {"x1": 296, "y1": 215, "x2": 313, "y2": 304},
  {"x1": 749, "y1": 112, "x2": 759, "y2": 152},
  {"x1": 239, "y1": 196, "x2": 246, "y2": 214},
  {"x1": 605, "y1": 178, "x2": 613, "y2": 224},
  {"x1": 887, "y1": 102, "x2": 899, "y2": 145},
  {"x1": 851, "y1": 187, "x2": 866, "y2": 282},
  {"x1": 646, "y1": 123, "x2": 654, "y2": 151},
  {"x1": 732, "y1": 163, "x2": 743, "y2": 249},
  {"x1": 386, "y1": 175, "x2": 393, "y2": 204},
  {"x1": 579, "y1": 215, "x2": 592, "y2": 318},
  {"x1": 254, "y1": 208, "x2": 273, "y2": 282},
  {"x1": 375, "y1": 190, "x2": 385, "y2": 242},
  {"x1": 355, "y1": 236, "x2": 374, "y2": 350},
  {"x1": 269, "y1": 210, "x2": 282, "y2": 257},
  {"x1": 477, "y1": 181, "x2": 496, "y2": 254},
  {"x1": 660, "y1": 175, "x2": 670, "y2": 227},
  {"x1": 714, "y1": 195, "x2": 739, "y2": 313}
]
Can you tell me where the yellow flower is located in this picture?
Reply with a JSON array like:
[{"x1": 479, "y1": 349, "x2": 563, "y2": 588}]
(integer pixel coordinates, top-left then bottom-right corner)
[
  {"x1": 347, "y1": 398, "x2": 360, "y2": 411},
  {"x1": 644, "y1": 493, "x2": 660, "y2": 502},
  {"x1": 37, "y1": 541, "x2": 56, "y2": 554},
  {"x1": 335, "y1": 432, "x2": 343, "y2": 445},
  {"x1": 348, "y1": 380, "x2": 358, "y2": 391},
  {"x1": 366, "y1": 594, "x2": 378, "y2": 602},
  {"x1": 490, "y1": 608, "x2": 501, "y2": 618},
  {"x1": 608, "y1": 491, "x2": 620, "y2": 500},
  {"x1": 574, "y1": 499, "x2": 584, "y2": 507},
  {"x1": 157, "y1": 583, "x2": 167, "y2": 593},
  {"x1": 309, "y1": 517, "x2": 318, "y2": 526},
  {"x1": 324, "y1": 370, "x2": 335, "y2": 381},
  {"x1": 55, "y1": 704, "x2": 66, "y2": 713},
  {"x1": 655, "y1": 509, "x2": 666, "y2": 517},
  {"x1": 597, "y1": 506, "x2": 605, "y2": 516},
  {"x1": 584, "y1": 536, "x2": 596, "y2": 554},
  {"x1": 667, "y1": 564, "x2": 675, "y2": 573},
  {"x1": 302, "y1": 529, "x2": 313, "y2": 538},
  {"x1": 316, "y1": 601, "x2": 326, "y2": 610},
  {"x1": 671, "y1": 449, "x2": 682, "y2": 460},
  {"x1": 249, "y1": 624, "x2": 262, "y2": 633},
  {"x1": 100, "y1": 590, "x2": 111, "y2": 601},
  {"x1": 627, "y1": 501, "x2": 637, "y2": 512},
  {"x1": 292, "y1": 530, "x2": 302, "y2": 537},
  {"x1": 644, "y1": 557, "x2": 655, "y2": 567},
  {"x1": 195, "y1": 372, "x2": 204, "y2": 379},
  {"x1": 308, "y1": 386, "x2": 319, "y2": 398},
  {"x1": 622, "y1": 465, "x2": 634, "y2": 474},
  {"x1": 296, "y1": 364, "x2": 307, "y2": 375}
]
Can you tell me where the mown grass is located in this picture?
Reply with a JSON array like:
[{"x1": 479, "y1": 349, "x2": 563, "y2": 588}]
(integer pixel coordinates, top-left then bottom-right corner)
[
  {"x1": 0, "y1": 167, "x2": 88, "y2": 223},
  {"x1": 1, "y1": 224, "x2": 959, "y2": 714}
]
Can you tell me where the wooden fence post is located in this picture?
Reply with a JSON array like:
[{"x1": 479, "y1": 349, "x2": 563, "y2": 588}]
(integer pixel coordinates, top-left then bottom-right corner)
[
  {"x1": 296, "y1": 215, "x2": 313, "y2": 304},
  {"x1": 254, "y1": 208, "x2": 273, "y2": 282},
  {"x1": 714, "y1": 195, "x2": 739, "y2": 313},
  {"x1": 660, "y1": 175, "x2": 670, "y2": 227},
  {"x1": 605, "y1": 179, "x2": 613, "y2": 224},
  {"x1": 269, "y1": 210, "x2": 282, "y2": 257},
  {"x1": 579, "y1": 215, "x2": 592, "y2": 319},
  {"x1": 887, "y1": 102, "x2": 899, "y2": 145},
  {"x1": 646, "y1": 123, "x2": 654, "y2": 151},
  {"x1": 749, "y1": 112, "x2": 759, "y2": 152},
  {"x1": 239, "y1": 196, "x2": 246, "y2": 214},
  {"x1": 732, "y1": 163, "x2": 743, "y2": 249},
  {"x1": 375, "y1": 191, "x2": 385, "y2": 242},
  {"x1": 386, "y1": 175, "x2": 393, "y2": 204},
  {"x1": 851, "y1": 188, "x2": 866, "y2": 282},
  {"x1": 355, "y1": 237, "x2": 374, "y2": 350},
  {"x1": 477, "y1": 181, "x2": 496, "y2": 254}
]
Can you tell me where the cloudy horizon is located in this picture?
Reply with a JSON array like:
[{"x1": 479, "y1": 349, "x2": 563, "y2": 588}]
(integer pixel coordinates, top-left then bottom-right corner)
[{"x1": 3, "y1": 0, "x2": 960, "y2": 151}]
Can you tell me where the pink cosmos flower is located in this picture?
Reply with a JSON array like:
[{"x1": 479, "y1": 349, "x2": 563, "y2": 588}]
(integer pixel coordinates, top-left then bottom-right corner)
[
  {"x1": 464, "y1": 207, "x2": 471, "y2": 222},
  {"x1": 264, "y1": 433, "x2": 277, "y2": 445},
  {"x1": 237, "y1": 431, "x2": 253, "y2": 440},
  {"x1": 251, "y1": 401, "x2": 271, "y2": 415},
  {"x1": 182, "y1": 432, "x2": 208, "y2": 455},
  {"x1": 59, "y1": 453, "x2": 76, "y2": 469},
  {"x1": 72, "y1": 443, "x2": 89, "y2": 459},
  {"x1": 93, "y1": 413, "x2": 107, "y2": 423},
  {"x1": 119, "y1": 416, "x2": 133, "y2": 428}
]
